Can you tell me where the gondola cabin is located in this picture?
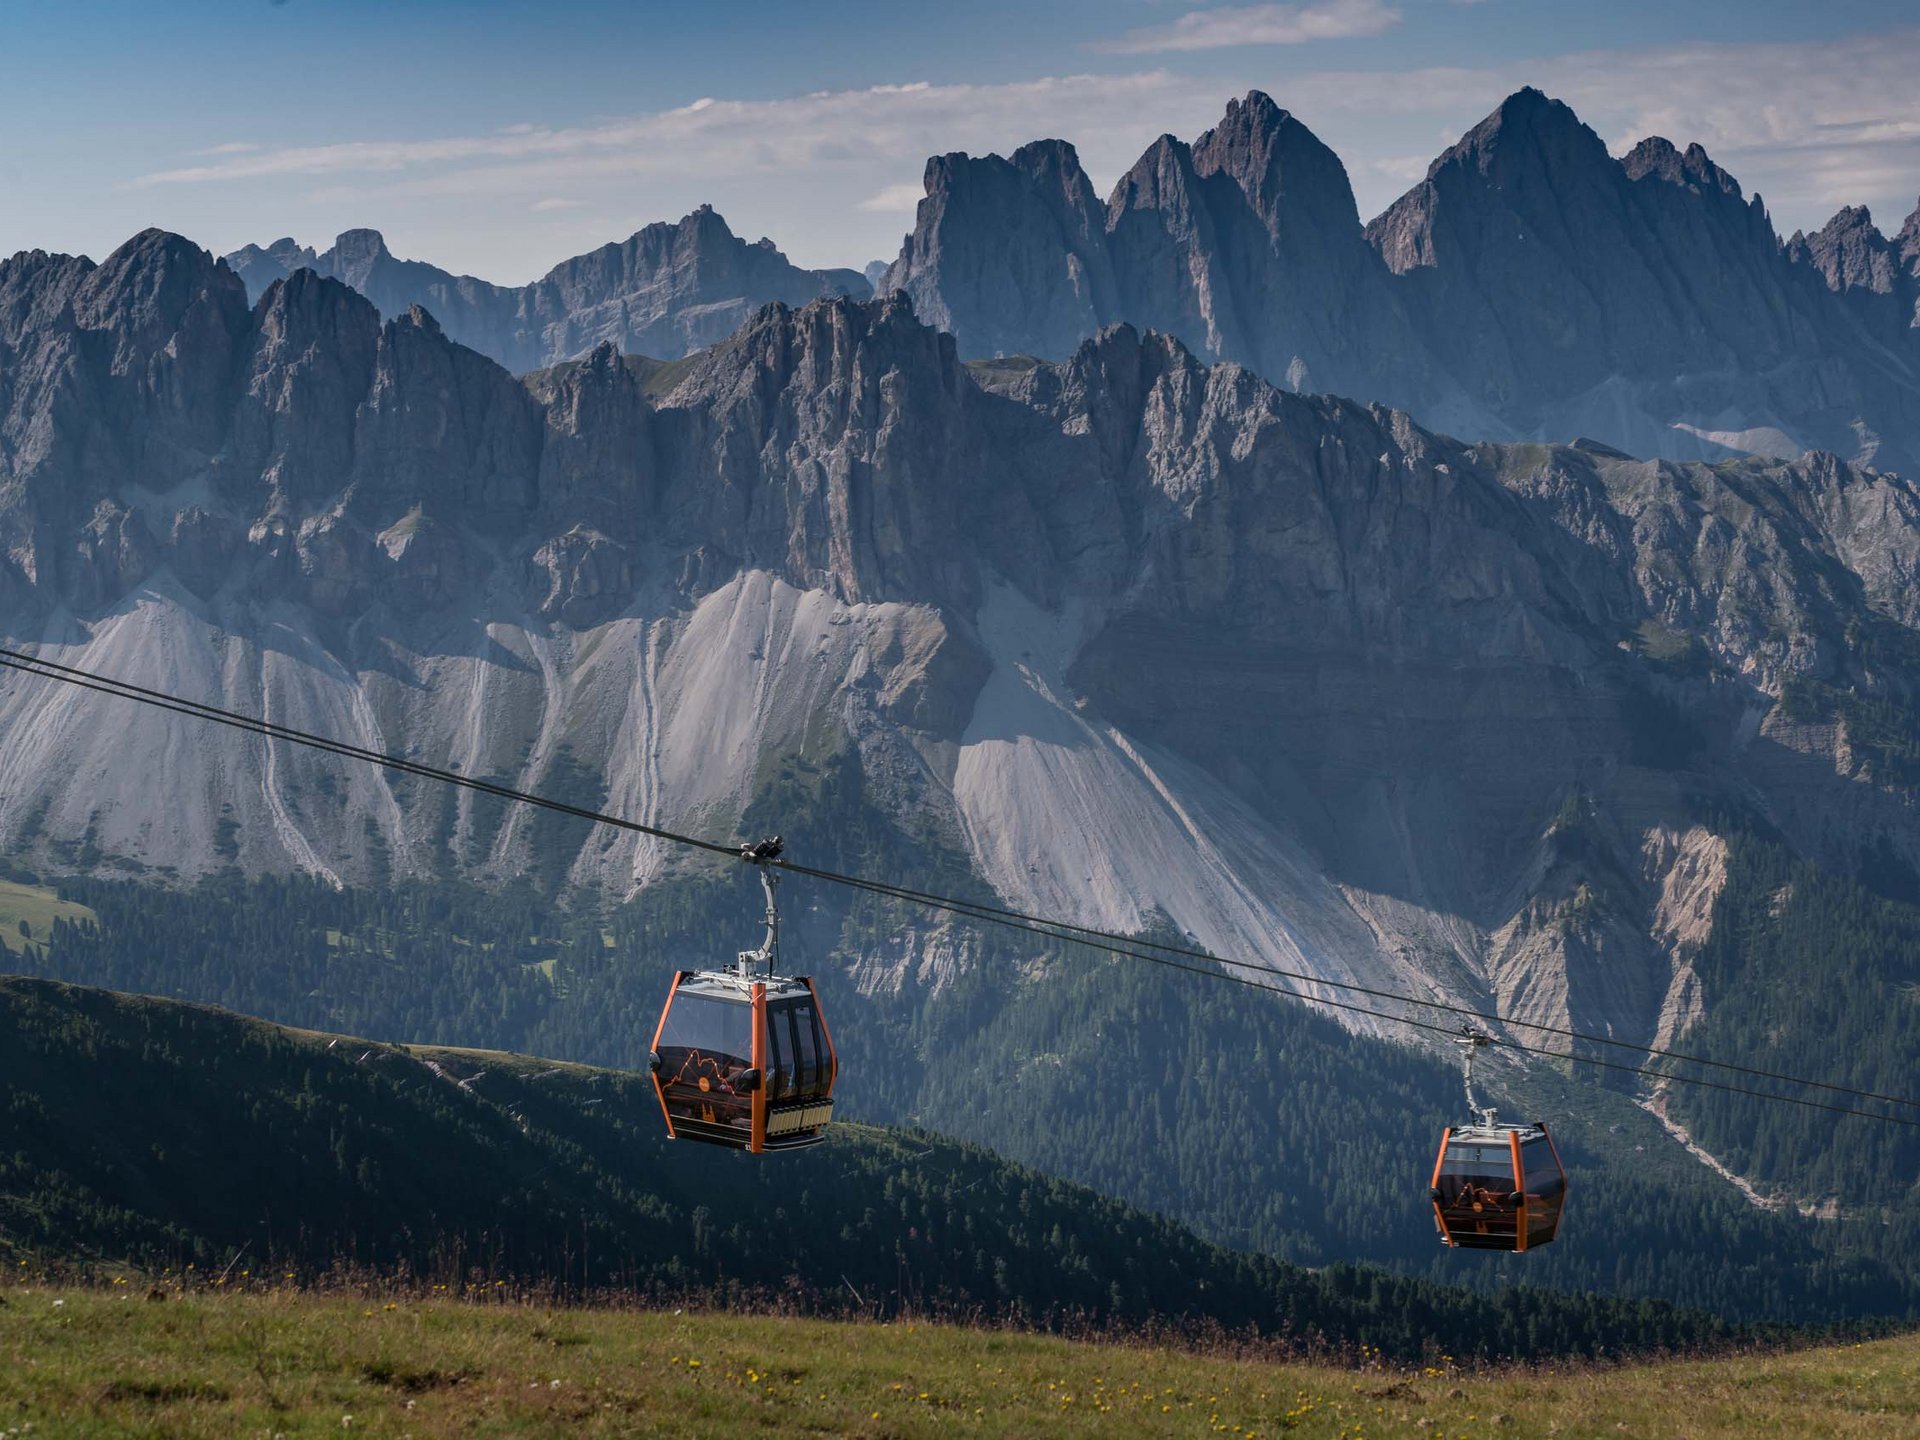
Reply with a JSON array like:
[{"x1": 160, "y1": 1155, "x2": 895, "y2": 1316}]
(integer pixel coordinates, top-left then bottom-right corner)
[
  {"x1": 1429, "y1": 1121, "x2": 1567, "y2": 1251},
  {"x1": 649, "y1": 970, "x2": 836, "y2": 1152},
  {"x1": 647, "y1": 841, "x2": 837, "y2": 1154}
]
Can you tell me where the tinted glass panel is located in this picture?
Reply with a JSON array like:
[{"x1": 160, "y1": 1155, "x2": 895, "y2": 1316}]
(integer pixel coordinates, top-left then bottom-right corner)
[
  {"x1": 765, "y1": 1001, "x2": 796, "y2": 1101},
  {"x1": 656, "y1": 993, "x2": 755, "y2": 1133},
  {"x1": 809, "y1": 1001, "x2": 832, "y2": 1088},
  {"x1": 658, "y1": 993, "x2": 752, "y2": 1070},
  {"x1": 1522, "y1": 1138, "x2": 1564, "y2": 1197},
  {"x1": 791, "y1": 999, "x2": 819, "y2": 1091},
  {"x1": 1435, "y1": 1137, "x2": 1520, "y2": 1244}
]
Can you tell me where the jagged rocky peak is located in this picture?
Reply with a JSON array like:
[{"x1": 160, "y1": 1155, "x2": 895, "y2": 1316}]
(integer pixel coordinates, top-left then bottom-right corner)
[
  {"x1": 666, "y1": 202, "x2": 734, "y2": 249},
  {"x1": 229, "y1": 268, "x2": 386, "y2": 514},
  {"x1": 221, "y1": 207, "x2": 868, "y2": 372},
  {"x1": 1188, "y1": 90, "x2": 1362, "y2": 236},
  {"x1": 1790, "y1": 205, "x2": 1901, "y2": 295},
  {"x1": 73, "y1": 227, "x2": 248, "y2": 339},
  {"x1": 1018, "y1": 320, "x2": 1212, "y2": 467},
  {"x1": 251, "y1": 262, "x2": 383, "y2": 338},
  {"x1": 568, "y1": 205, "x2": 803, "y2": 286},
  {"x1": 224, "y1": 235, "x2": 318, "y2": 296},
  {"x1": 883, "y1": 137, "x2": 1111, "y2": 360},
  {"x1": 1900, "y1": 198, "x2": 1920, "y2": 270},
  {"x1": 897, "y1": 137, "x2": 1104, "y2": 247},
  {"x1": 915, "y1": 136, "x2": 1093, "y2": 199},
  {"x1": 671, "y1": 288, "x2": 960, "y2": 411},
  {"x1": 654, "y1": 290, "x2": 981, "y2": 606},
  {"x1": 1106, "y1": 129, "x2": 1199, "y2": 215},
  {"x1": 1447, "y1": 86, "x2": 1609, "y2": 178},
  {"x1": 1620, "y1": 135, "x2": 1744, "y2": 200},
  {"x1": 321, "y1": 227, "x2": 394, "y2": 285},
  {"x1": 1367, "y1": 88, "x2": 1612, "y2": 274},
  {"x1": 0, "y1": 247, "x2": 96, "y2": 346},
  {"x1": 1010, "y1": 137, "x2": 1095, "y2": 194}
]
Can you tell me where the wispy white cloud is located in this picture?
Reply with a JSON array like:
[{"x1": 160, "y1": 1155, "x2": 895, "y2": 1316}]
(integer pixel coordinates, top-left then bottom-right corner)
[
  {"x1": 132, "y1": 73, "x2": 1216, "y2": 201},
  {"x1": 123, "y1": 26, "x2": 1920, "y2": 280},
  {"x1": 856, "y1": 182, "x2": 926, "y2": 214},
  {"x1": 1093, "y1": 0, "x2": 1401, "y2": 55},
  {"x1": 530, "y1": 197, "x2": 584, "y2": 212}
]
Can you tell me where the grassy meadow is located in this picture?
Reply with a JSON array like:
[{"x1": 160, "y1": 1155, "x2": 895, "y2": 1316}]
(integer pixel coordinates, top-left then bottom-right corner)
[
  {"x1": 0, "y1": 881, "x2": 94, "y2": 956},
  {"x1": 1, "y1": 1284, "x2": 1914, "y2": 1438}
]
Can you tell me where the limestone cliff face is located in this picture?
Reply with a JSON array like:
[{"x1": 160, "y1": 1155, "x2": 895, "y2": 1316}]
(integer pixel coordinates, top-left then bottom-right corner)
[
  {"x1": 882, "y1": 140, "x2": 1115, "y2": 363},
  {"x1": 885, "y1": 94, "x2": 1428, "y2": 413},
  {"x1": 1372, "y1": 92, "x2": 1919, "y2": 467},
  {"x1": 219, "y1": 91, "x2": 1920, "y2": 472},
  {"x1": 225, "y1": 208, "x2": 870, "y2": 373},
  {"x1": 884, "y1": 89, "x2": 1920, "y2": 473},
  {"x1": 4, "y1": 232, "x2": 1920, "y2": 1058}
]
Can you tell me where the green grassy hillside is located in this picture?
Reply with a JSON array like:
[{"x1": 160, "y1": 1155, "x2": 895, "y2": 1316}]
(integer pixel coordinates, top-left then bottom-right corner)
[
  {"x1": 0, "y1": 975, "x2": 1749, "y2": 1362},
  {"x1": 0, "y1": 878, "x2": 94, "y2": 954},
  {"x1": 1, "y1": 1288, "x2": 1913, "y2": 1439}
]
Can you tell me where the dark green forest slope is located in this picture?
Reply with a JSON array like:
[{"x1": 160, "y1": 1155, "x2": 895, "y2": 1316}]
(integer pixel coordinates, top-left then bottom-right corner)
[
  {"x1": 8, "y1": 834, "x2": 1919, "y2": 1329},
  {"x1": 0, "y1": 974, "x2": 1747, "y2": 1363}
]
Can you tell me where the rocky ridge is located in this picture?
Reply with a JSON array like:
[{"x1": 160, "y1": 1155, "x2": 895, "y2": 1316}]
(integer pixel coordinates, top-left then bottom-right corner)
[
  {"x1": 226, "y1": 207, "x2": 870, "y2": 372},
  {"x1": 4, "y1": 227, "x2": 1920, "y2": 1064},
  {"x1": 883, "y1": 88, "x2": 1920, "y2": 472}
]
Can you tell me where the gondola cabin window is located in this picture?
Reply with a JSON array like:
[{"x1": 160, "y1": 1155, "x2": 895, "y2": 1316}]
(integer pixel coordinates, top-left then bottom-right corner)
[
  {"x1": 655, "y1": 988, "x2": 755, "y2": 1142},
  {"x1": 1524, "y1": 1135, "x2": 1567, "y2": 1247}
]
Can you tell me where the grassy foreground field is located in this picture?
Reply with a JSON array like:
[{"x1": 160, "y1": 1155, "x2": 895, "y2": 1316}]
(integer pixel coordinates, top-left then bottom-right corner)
[{"x1": 1, "y1": 1288, "x2": 1914, "y2": 1439}]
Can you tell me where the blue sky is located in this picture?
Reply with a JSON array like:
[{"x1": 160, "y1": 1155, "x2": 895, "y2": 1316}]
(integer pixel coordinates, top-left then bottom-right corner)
[{"x1": 5, "y1": 0, "x2": 1919, "y2": 282}]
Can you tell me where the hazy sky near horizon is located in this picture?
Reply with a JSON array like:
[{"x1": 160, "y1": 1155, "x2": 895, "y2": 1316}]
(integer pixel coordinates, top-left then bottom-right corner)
[{"x1": 6, "y1": 0, "x2": 1920, "y2": 283}]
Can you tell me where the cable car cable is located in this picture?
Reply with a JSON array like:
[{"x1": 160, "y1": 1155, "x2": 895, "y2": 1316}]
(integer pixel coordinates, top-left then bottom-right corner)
[
  {"x1": 772, "y1": 855, "x2": 1920, "y2": 1113},
  {"x1": 3, "y1": 643, "x2": 1918, "y2": 1127},
  {"x1": 771, "y1": 855, "x2": 1920, "y2": 1114},
  {"x1": 759, "y1": 865, "x2": 1920, "y2": 1128},
  {"x1": 0, "y1": 647, "x2": 743, "y2": 860}
]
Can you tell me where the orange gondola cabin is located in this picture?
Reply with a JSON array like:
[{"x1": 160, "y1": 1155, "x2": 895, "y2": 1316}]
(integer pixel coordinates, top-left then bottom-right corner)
[
  {"x1": 1429, "y1": 1120, "x2": 1567, "y2": 1251},
  {"x1": 648, "y1": 840, "x2": 837, "y2": 1153}
]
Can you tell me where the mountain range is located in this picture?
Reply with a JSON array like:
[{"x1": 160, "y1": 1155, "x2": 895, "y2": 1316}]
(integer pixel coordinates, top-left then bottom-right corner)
[
  {"x1": 5, "y1": 217, "x2": 1920, "y2": 1055},
  {"x1": 4, "y1": 85, "x2": 1920, "y2": 1311},
  {"x1": 227, "y1": 206, "x2": 869, "y2": 373},
  {"x1": 228, "y1": 88, "x2": 1920, "y2": 472}
]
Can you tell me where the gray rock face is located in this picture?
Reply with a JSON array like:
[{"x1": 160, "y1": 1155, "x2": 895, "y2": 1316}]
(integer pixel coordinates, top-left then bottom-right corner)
[
  {"x1": 6, "y1": 232, "x2": 1920, "y2": 1059},
  {"x1": 884, "y1": 139, "x2": 1115, "y2": 362},
  {"x1": 223, "y1": 208, "x2": 871, "y2": 372},
  {"x1": 885, "y1": 97, "x2": 1426, "y2": 409},
  {"x1": 884, "y1": 87, "x2": 1920, "y2": 472},
  {"x1": 1790, "y1": 199, "x2": 1920, "y2": 339},
  {"x1": 1791, "y1": 206, "x2": 1903, "y2": 295}
]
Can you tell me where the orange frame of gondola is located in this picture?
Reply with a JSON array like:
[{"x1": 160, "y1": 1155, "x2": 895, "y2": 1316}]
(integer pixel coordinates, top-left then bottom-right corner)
[
  {"x1": 1431, "y1": 1126, "x2": 1537, "y2": 1250},
  {"x1": 749, "y1": 982, "x2": 768, "y2": 1153},
  {"x1": 650, "y1": 971, "x2": 685, "y2": 1139},
  {"x1": 1509, "y1": 1128, "x2": 1529, "y2": 1253},
  {"x1": 1429, "y1": 1125, "x2": 1453, "y2": 1238}
]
